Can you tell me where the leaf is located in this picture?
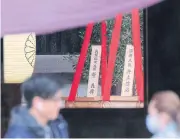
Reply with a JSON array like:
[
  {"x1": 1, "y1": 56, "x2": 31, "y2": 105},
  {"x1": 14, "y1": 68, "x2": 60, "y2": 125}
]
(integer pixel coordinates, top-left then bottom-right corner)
[{"x1": 66, "y1": 11, "x2": 143, "y2": 87}]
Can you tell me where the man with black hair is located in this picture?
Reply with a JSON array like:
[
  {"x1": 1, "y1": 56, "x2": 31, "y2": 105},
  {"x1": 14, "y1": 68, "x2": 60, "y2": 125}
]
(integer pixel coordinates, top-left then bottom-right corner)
[{"x1": 5, "y1": 75, "x2": 69, "y2": 138}]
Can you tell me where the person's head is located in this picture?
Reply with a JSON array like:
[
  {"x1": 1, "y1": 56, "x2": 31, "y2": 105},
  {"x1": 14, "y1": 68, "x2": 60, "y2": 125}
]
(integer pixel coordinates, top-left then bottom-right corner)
[
  {"x1": 21, "y1": 75, "x2": 64, "y2": 121},
  {"x1": 146, "y1": 90, "x2": 180, "y2": 134}
]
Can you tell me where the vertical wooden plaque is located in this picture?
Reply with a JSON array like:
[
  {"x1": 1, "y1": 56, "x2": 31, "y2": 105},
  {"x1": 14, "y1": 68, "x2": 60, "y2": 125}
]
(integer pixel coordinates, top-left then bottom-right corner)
[
  {"x1": 87, "y1": 45, "x2": 101, "y2": 97},
  {"x1": 121, "y1": 44, "x2": 135, "y2": 96},
  {"x1": 4, "y1": 33, "x2": 36, "y2": 83}
]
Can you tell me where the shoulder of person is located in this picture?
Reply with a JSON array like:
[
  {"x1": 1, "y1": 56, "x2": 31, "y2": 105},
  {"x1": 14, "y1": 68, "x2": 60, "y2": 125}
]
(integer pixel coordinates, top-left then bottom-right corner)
[
  {"x1": 53, "y1": 114, "x2": 68, "y2": 126},
  {"x1": 49, "y1": 114, "x2": 69, "y2": 138},
  {"x1": 4, "y1": 125, "x2": 36, "y2": 138},
  {"x1": 57, "y1": 114, "x2": 66, "y2": 121}
]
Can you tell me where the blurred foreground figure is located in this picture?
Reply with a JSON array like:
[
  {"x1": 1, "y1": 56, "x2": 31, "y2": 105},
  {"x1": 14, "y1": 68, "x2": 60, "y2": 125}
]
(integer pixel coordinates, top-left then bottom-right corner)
[
  {"x1": 146, "y1": 91, "x2": 180, "y2": 138},
  {"x1": 5, "y1": 75, "x2": 69, "y2": 138}
]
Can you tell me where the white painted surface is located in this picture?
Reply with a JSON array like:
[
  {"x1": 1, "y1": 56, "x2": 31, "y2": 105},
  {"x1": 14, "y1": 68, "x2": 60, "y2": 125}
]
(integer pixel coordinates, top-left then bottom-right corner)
[
  {"x1": 121, "y1": 44, "x2": 135, "y2": 96},
  {"x1": 87, "y1": 45, "x2": 101, "y2": 97}
]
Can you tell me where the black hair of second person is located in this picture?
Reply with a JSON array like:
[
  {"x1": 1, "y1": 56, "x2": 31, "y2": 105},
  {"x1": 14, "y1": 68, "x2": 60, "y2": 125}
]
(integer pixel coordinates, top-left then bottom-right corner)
[{"x1": 21, "y1": 75, "x2": 64, "y2": 108}]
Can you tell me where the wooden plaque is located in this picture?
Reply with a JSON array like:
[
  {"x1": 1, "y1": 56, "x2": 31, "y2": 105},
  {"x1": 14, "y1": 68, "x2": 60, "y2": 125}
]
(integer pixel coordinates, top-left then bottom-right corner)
[
  {"x1": 121, "y1": 44, "x2": 135, "y2": 96},
  {"x1": 87, "y1": 45, "x2": 101, "y2": 97}
]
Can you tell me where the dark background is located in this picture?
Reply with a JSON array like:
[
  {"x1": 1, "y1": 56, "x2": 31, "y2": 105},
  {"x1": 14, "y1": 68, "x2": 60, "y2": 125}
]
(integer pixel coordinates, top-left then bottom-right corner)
[
  {"x1": 2, "y1": 0, "x2": 180, "y2": 137},
  {"x1": 148, "y1": 0, "x2": 180, "y2": 98}
]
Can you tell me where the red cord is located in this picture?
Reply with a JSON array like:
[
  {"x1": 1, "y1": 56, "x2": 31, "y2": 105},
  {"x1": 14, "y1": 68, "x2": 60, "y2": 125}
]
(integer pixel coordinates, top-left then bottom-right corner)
[
  {"x1": 103, "y1": 15, "x2": 123, "y2": 101},
  {"x1": 132, "y1": 9, "x2": 144, "y2": 102},
  {"x1": 68, "y1": 10, "x2": 144, "y2": 102},
  {"x1": 101, "y1": 21, "x2": 107, "y2": 96},
  {"x1": 68, "y1": 23, "x2": 94, "y2": 101}
]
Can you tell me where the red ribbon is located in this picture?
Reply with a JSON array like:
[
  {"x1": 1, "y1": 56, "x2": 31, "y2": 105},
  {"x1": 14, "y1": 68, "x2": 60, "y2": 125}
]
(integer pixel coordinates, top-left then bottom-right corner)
[
  {"x1": 103, "y1": 15, "x2": 123, "y2": 101},
  {"x1": 68, "y1": 23, "x2": 94, "y2": 101},
  {"x1": 101, "y1": 21, "x2": 107, "y2": 96},
  {"x1": 132, "y1": 9, "x2": 144, "y2": 102},
  {"x1": 68, "y1": 10, "x2": 144, "y2": 102}
]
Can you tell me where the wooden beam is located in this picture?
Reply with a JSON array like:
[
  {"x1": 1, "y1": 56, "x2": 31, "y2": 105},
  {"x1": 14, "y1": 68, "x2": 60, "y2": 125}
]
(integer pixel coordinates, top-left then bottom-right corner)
[
  {"x1": 62, "y1": 96, "x2": 140, "y2": 102},
  {"x1": 34, "y1": 55, "x2": 78, "y2": 73},
  {"x1": 63, "y1": 96, "x2": 144, "y2": 108}
]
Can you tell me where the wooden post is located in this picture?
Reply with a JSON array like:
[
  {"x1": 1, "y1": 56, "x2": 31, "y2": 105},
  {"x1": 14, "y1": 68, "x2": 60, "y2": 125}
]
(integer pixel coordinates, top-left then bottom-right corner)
[
  {"x1": 3, "y1": 33, "x2": 36, "y2": 83},
  {"x1": 121, "y1": 44, "x2": 135, "y2": 96},
  {"x1": 87, "y1": 45, "x2": 101, "y2": 97}
]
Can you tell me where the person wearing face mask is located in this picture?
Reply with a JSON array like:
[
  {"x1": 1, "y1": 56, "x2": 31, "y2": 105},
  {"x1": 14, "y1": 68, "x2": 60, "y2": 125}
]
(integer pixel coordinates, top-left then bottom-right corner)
[
  {"x1": 5, "y1": 75, "x2": 69, "y2": 138},
  {"x1": 146, "y1": 90, "x2": 180, "y2": 138}
]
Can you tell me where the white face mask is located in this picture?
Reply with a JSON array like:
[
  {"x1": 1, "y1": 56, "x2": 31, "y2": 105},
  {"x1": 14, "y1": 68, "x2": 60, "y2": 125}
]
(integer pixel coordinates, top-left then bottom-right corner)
[{"x1": 146, "y1": 114, "x2": 161, "y2": 134}]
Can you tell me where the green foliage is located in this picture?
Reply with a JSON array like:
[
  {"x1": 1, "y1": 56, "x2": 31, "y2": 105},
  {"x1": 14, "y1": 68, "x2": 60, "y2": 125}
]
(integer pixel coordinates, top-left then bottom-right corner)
[{"x1": 70, "y1": 11, "x2": 143, "y2": 86}]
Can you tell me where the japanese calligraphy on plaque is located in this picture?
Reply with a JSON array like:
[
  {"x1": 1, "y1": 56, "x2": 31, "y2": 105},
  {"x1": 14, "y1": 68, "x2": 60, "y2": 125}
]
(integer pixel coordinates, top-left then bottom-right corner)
[
  {"x1": 121, "y1": 44, "x2": 135, "y2": 96},
  {"x1": 87, "y1": 45, "x2": 101, "y2": 97}
]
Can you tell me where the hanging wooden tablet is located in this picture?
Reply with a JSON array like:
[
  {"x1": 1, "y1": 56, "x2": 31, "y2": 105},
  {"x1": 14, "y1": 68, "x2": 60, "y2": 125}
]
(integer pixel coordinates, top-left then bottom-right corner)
[
  {"x1": 87, "y1": 45, "x2": 101, "y2": 97},
  {"x1": 121, "y1": 44, "x2": 135, "y2": 96}
]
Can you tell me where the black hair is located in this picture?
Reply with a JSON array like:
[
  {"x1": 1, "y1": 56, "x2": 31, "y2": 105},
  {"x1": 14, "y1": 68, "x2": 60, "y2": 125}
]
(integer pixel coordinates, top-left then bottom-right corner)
[{"x1": 21, "y1": 74, "x2": 63, "y2": 107}]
